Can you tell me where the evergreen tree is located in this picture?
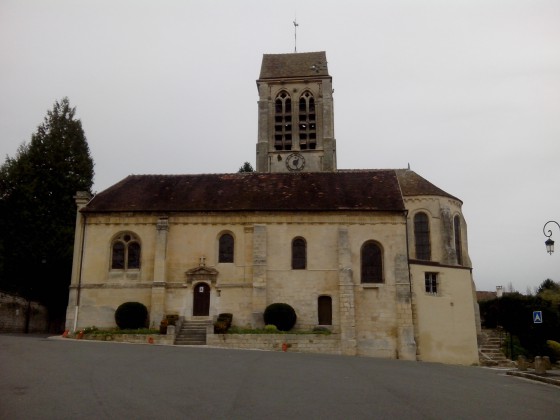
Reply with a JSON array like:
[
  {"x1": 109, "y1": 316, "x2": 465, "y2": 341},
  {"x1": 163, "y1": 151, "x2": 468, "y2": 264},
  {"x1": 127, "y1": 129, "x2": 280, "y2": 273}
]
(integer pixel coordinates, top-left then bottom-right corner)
[
  {"x1": 537, "y1": 278, "x2": 560, "y2": 295},
  {"x1": 238, "y1": 162, "x2": 254, "y2": 173},
  {"x1": 537, "y1": 279, "x2": 560, "y2": 307},
  {"x1": 0, "y1": 98, "x2": 94, "y2": 329}
]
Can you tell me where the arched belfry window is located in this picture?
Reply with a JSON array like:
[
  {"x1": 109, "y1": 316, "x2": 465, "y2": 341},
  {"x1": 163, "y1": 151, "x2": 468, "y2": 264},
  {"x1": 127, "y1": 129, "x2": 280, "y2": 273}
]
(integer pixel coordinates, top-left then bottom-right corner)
[
  {"x1": 274, "y1": 91, "x2": 292, "y2": 151},
  {"x1": 219, "y1": 233, "x2": 234, "y2": 263},
  {"x1": 414, "y1": 212, "x2": 431, "y2": 260},
  {"x1": 361, "y1": 241, "x2": 383, "y2": 283},
  {"x1": 454, "y1": 215, "x2": 463, "y2": 265},
  {"x1": 298, "y1": 91, "x2": 316, "y2": 150},
  {"x1": 111, "y1": 233, "x2": 141, "y2": 270},
  {"x1": 292, "y1": 237, "x2": 306, "y2": 269}
]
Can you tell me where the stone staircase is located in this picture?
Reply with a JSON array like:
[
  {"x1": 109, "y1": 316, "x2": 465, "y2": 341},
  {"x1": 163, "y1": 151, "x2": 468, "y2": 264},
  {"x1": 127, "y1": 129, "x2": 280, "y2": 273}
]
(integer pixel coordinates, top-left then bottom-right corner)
[
  {"x1": 479, "y1": 328, "x2": 514, "y2": 367},
  {"x1": 174, "y1": 319, "x2": 211, "y2": 345}
]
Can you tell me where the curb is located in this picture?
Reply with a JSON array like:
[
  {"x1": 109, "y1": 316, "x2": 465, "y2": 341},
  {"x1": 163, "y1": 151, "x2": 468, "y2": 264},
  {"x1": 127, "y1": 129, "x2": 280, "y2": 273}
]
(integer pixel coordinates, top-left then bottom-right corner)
[{"x1": 507, "y1": 370, "x2": 560, "y2": 387}]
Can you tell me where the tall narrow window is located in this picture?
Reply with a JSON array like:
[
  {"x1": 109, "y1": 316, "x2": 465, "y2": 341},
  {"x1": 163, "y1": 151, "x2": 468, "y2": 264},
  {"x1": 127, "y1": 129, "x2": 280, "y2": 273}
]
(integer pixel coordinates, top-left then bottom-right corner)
[
  {"x1": 414, "y1": 212, "x2": 431, "y2": 260},
  {"x1": 292, "y1": 237, "x2": 306, "y2": 269},
  {"x1": 425, "y1": 272, "x2": 438, "y2": 295},
  {"x1": 318, "y1": 296, "x2": 332, "y2": 325},
  {"x1": 128, "y1": 242, "x2": 141, "y2": 269},
  {"x1": 111, "y1": 233, "x2": 141, "y2": 270},
  {"x1": 454, "y1": 215, "x2": 463, "y2": 265},
  {"x1": 361, "y1": 241, "x2": 383, "y2": 283},
  {"x1": 274, "y1": 91, "x2": 292, "y2": 151},
  {"x1": 112, "y1": 242, "x2": 125, "y2": 269},
  {"x1": 298, "y1": 91, "x2": 316, "y2": 150},
  {"x1": 219, "y1": 233, "x2": 234, "y2": 263}
]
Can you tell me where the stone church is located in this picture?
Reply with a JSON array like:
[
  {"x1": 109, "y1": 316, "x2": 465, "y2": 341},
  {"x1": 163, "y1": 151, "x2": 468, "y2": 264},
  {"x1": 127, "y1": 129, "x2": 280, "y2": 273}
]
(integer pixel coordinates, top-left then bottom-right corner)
[{"x1": 66, "y1": 51, "x2": 480, "y2": 364}]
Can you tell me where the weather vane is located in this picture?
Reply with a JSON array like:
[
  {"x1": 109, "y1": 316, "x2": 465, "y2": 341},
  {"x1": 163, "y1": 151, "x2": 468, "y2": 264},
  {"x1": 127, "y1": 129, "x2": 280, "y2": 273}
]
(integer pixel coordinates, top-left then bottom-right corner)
[{"x1": 293, "y1": 19, "x2": 299, "y2": 53}]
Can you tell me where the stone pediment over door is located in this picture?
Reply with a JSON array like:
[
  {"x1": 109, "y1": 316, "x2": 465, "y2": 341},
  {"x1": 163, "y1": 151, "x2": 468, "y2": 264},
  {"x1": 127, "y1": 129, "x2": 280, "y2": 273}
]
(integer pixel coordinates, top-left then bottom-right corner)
[{"x1": 185, "y1": 265, "x2": 218, "y2": 285}]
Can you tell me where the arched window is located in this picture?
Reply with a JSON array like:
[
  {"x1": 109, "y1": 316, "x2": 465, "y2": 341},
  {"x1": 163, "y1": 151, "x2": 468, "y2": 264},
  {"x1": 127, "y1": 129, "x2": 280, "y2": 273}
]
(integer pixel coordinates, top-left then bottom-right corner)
[
  {"x1": 111, "y1": 233, "x2": 141, "y2": 270},
  {"x1": 318, "y1": 296, "x2": 332, "y2": 325},
  {"x1": 454, "y1": 215, "x2": 463, "y2": 265},
  {"x1": 292, "y1": 237, "x2": 306, "y2": 269},
  {"x1": 274, "y1": 91, "x2": 292, "y2": 151},
  {"x1": 361, "y1": 241, "x2": 383, "y2": 283},
  {"x1": 219, "y1": 233, "x2": 234, "y2": 263},
  {"x1": 298, "y1": 91, "x2": 316, "y2": 150},
  {"x1": 414, "y1": 212, "x2": 431, "y2": 260}
]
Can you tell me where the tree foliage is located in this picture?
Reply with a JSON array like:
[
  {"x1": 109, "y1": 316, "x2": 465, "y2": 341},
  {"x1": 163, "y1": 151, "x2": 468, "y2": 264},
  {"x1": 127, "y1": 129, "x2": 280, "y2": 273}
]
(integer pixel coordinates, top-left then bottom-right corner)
[
  {"x1": 0, "y1": 98, "x2": 94, "y2": 327},
  {"x1": 537, "y1": 278, "x2": 560, "y2": 295},
  {"x1": 238, "y1": 162, "x2": 254, "y2": 173},
  {"x1": 479, "y1": 282, "x2": 560, "y2": 361}
]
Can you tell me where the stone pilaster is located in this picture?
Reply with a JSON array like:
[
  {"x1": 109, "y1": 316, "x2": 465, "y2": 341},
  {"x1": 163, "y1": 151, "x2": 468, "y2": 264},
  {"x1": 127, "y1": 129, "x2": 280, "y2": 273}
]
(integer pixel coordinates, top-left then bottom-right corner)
[
  {"x1": 440, "y1": 206, "x2": 456, "y2": 265},
  {"x1": 251, "y1": 224, "x2": 267, "y2": 327},
  {"x1": 256, "y1": 93, "x2": 270, "y2": 172},
  {"x1": 394, "y1": 253, "x2": 417, "y2": 360},
  {"x1": 65, "y1": 191, "x2": 91, "y2": 331},
  {"x1": 338, "y1": 227, "x2": 356, "y2": 355},
  {"x1": 150, "y1": 217, "x2": 168, "y2": 326}
]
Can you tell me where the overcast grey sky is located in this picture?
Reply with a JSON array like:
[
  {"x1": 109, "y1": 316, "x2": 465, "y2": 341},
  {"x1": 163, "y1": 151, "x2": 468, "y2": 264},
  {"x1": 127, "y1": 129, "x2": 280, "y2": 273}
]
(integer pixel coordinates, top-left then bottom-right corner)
[{"x1": 1, "y1": 0, "x2": 559, "y2": 293}]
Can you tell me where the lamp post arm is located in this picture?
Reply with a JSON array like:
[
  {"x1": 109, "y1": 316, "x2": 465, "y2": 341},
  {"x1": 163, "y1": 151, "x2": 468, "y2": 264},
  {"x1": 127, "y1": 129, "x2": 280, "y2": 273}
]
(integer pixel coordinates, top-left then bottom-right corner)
[{"x1": 543, "y1": 220, "x2": 560, "y2": 239}]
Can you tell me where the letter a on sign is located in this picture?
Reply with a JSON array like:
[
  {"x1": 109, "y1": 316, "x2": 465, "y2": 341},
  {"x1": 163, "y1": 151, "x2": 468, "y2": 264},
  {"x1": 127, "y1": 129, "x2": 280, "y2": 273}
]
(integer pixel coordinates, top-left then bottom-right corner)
[{"x1": 533, "y1": 311, "x2": 543, "y2": 324}]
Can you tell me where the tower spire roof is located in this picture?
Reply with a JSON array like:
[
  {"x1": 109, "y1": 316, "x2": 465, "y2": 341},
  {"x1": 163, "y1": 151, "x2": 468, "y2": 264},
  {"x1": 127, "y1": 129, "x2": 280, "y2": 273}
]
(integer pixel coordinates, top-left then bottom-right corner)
[{"x1": 259, "y1": 51, "x2": 329, "y2": 79}]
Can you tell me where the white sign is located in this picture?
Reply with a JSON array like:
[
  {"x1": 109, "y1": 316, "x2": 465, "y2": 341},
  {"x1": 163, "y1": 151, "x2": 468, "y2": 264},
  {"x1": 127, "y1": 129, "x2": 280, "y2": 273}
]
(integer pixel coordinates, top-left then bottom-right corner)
[{"x1": 533, "y1": 311, "x2": 543, "y2": 324}]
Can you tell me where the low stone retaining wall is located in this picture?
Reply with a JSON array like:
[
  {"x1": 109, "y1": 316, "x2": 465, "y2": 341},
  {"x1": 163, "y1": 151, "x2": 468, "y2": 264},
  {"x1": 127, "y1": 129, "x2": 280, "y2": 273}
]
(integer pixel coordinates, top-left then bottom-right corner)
[
  {"x1": 207, "y1": 333, "x2": 341, "y2": 355},
  {"x1": 0, "y1": 291, "x2": 49, "y2": 333},
  {"x1": 79, "y1": 334, "x2": 174, "y2": 345}
]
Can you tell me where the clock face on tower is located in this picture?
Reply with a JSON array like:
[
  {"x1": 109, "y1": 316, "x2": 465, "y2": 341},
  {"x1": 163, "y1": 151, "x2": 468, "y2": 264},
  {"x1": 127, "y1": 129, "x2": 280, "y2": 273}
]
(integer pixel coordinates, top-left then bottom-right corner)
[{"x1": 286, "y1": 153, "x2": 305, "y2": 171}]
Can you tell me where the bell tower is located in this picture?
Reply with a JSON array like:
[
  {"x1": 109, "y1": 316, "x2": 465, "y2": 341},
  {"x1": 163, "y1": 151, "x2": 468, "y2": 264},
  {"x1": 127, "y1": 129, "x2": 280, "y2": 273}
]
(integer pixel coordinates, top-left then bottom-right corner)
[{"x1": 255, "y1": 51, "x2": 336, "y2": 173}]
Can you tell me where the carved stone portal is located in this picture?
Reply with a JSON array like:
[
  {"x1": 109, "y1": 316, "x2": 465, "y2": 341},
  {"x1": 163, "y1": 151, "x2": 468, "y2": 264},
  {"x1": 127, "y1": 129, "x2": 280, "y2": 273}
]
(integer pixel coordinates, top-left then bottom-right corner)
[{"x1": 185, "y1": 265, "x2": 218, "y2": 285}]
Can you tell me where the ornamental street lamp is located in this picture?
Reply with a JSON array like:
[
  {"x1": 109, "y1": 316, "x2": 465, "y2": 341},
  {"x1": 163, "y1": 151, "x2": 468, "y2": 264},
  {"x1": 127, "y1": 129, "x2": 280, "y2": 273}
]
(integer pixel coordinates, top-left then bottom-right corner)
[{"x1": 543, "y1": 221, "x2": 560, "y2": 255}]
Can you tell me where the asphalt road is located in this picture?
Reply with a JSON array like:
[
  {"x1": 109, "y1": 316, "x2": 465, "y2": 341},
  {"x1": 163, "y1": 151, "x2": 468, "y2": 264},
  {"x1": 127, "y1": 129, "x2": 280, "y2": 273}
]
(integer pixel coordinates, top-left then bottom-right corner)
[{"x1": 1, "y1": 334, "x2": 558, "y2": 420}]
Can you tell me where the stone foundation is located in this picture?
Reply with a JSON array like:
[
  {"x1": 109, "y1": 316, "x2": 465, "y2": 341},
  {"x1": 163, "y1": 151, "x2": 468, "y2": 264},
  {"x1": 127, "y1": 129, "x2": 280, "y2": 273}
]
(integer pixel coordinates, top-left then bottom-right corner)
[
  {"x1": 79, "y1": 333, "x2": 174, "y2": 345},
  {"x1": 206, "y1": 333, "x2": 341, "y2": 354}
]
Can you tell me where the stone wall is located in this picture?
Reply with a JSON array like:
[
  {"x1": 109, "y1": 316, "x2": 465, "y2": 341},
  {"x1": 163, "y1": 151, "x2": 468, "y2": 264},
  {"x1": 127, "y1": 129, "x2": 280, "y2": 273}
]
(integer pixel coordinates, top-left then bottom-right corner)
[
  {"x1": 80, "y1": 333, "x2": 174, "y2": 345},
  {"x1": 0, "y1": 291, "x2": 49, "y2": 333},
  {"x1": 206, "y1": 333, "x2": 341, "y2": 355}
]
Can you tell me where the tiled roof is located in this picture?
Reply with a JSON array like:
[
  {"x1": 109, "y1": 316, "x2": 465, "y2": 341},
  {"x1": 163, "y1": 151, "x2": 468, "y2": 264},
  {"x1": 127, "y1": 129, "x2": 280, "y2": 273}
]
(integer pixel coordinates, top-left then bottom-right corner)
[
  {"x1": 82, "y1": 171, "x2": 405, "y2": 214},
  {"x1": 395, "y1": 169, "x2": 461, "y2": 202},
  {"x1": 476, "y1": 291, "x2": 498, "y2": 302},
  {"x1": 259, "y1": 52, "x2": 329, "y2": 79}
]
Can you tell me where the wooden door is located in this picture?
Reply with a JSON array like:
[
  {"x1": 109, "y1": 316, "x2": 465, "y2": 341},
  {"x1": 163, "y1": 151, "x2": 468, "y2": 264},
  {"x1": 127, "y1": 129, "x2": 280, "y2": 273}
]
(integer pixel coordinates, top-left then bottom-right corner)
[{"x1": 193, "y1": 282, "x2": 210, "y2": 316}]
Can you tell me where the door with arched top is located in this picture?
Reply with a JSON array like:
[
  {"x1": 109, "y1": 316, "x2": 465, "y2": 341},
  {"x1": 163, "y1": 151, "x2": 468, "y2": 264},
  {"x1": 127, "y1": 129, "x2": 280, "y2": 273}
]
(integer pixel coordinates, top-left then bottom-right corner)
[{"x1": 193, "y1": 282, "x2": 210, "y2": 316}]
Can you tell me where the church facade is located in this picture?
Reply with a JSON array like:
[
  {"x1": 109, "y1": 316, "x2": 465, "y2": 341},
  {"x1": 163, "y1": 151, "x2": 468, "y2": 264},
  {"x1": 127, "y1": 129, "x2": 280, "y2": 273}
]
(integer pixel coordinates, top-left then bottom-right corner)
[{"x1": 65, "y1": 52, "x2": 480, "y2": 365}]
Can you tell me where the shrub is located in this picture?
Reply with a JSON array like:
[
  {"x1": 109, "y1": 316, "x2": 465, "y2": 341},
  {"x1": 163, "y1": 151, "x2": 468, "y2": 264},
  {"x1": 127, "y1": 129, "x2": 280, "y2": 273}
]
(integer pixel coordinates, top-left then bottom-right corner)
[
  {"x1": 214, "y1": 313, "x2": 233, "y2": 334},
  {"x1": 166, "y1": 315, "x2": 179, "y2": 326},
  {"x1": 214, "y1": 321, "x2": 229, "y2": 334},
  {"x1": 114, "y1": 302, "x2": 149, "y2": 330},
  {"x1": 82, "y1": 326, "x2": 99, "y2": 334},
  {"x1": 263, "y1": 303, "x2": 297, "y2": 331},
  {"x1": 264, "y1": 324, "x2": 278, "y2": 332},
  {"x1": 547, "y1": 340, "x2": 560, "y2": 362},
  {"x1": 159, "y1": 318, "x2": 168, "y2": 335}
]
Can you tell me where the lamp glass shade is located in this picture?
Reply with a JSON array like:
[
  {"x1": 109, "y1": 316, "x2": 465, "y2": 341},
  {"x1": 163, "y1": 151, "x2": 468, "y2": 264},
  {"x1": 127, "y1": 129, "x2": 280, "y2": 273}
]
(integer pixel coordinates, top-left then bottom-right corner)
[{"x1": 545, "y1": 238, "x2": 555, "y2": 255}]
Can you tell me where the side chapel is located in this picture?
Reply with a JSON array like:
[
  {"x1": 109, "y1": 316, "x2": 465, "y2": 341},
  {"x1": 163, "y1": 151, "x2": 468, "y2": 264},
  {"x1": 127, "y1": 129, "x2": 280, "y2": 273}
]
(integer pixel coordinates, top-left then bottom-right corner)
[{"x1": 66, "y1": 52, "x2": 480, "y2": 364}]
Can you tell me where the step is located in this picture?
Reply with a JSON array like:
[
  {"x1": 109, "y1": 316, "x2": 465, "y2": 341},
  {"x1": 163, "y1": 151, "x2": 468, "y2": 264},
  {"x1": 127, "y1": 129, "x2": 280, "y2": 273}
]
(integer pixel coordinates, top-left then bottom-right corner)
[
  {"x1": 174, "y1": 320, "x2": 209, "y2": 346},
  {"x1": 480, "y1": 347, "x2": 504, "y2": 353}
]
